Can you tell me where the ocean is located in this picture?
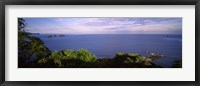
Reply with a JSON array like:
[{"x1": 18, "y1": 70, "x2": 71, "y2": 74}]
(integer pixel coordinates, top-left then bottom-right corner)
[{"x1": 33, "y1": 34, "x2": 182, "y2": 67}]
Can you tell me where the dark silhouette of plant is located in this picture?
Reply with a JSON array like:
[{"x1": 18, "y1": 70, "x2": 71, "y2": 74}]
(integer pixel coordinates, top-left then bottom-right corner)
[
  {"x1": 172, "y1": 60, "x2": 182, "y2": 68},
  {"x1": 18, "y1": 18, "x2": 26, "y2": 31}
]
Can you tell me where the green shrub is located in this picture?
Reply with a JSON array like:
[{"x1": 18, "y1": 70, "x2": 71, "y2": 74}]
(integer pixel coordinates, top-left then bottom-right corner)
[
  {"x1": 38, "y1": 58, "x2": 48, "y2": 64},
  {"x1": 115, "y1": 52, "x2": 124, "y2": 57},
  {"x1": 18, "y1": 32, "x2": 51, "y2": 67},
  {"x1": 54, "y1": 58, "x2": 62, "y2": 67},
  {"x1": 143, "y1": 58, "x2": 152, "y2": 66},
  {"x1": 37, "y1": 49, "x2": 97, "y2": 67},
  {"x1": 128, "y1": 53, "x2": 141, "y2": 58},
  {"x1": 61, "y1": 50, "x2": 77, "y2": 59},
  {"x1": 48, "y1": 50, "x2": 61, "y2": 59},
  {"x1": 124, "y1": 57, "x2": 134, "y2": 64},
  {"x1": 77, "y1": 48, "x2": 97, "y2": 63},
  {"x1": 135, "y1": 56, "x2": 145, "y2": 63},
  {"x1": 172, "y1": 60, "x2": 182, "y2": 68}
]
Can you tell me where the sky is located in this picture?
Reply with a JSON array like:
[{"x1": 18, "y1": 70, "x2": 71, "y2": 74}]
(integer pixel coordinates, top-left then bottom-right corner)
[{"x1": 23, "y1": 18, "x2": 182, "y2": 34}]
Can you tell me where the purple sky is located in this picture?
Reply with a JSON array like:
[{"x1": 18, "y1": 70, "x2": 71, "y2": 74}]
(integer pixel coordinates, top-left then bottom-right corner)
[{"x1": 23, "y1": 18, "x2": 182, "y2": 34}]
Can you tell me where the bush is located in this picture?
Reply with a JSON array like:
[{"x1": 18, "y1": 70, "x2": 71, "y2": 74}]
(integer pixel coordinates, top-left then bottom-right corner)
[
  {"x1": 48, "y1": 50, "x2": 62, "y2": 59},
  {"x1": 18, "y1": 32, "x2": 51, "y2": 67},
  {"x1": 77, "y1": 48, "x2": 97, "y2": 63},
  {"x1": 38, "y1": 58, "x2": 48, "y2": 64},
  {"x1": 54, "y1": 58, "x2": 62, "y2": 67},
  {"x1": 128, "y1": 53, "x2": 141, "y2": 58},
  {"x1": 61, "y1": 50, "x2": 77, "y2": 59},
  {"x1": 36, "y1": 49, "x2": 97, "y2": 67},
  {"x1": 115, "y1": 52, "x2": 124, "y2": 57},
  {"x1": 113, "y1": 52, "x2": 155, "y2": 67},
  {"x1": 172, "y1": 60, "x2": 182, "y2": 68},
  {"x1": 31, "y1": 49, "x2": 164, "y2": 68}
]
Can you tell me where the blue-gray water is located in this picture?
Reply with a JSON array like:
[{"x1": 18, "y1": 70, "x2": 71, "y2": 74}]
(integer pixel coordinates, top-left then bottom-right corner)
[{"x1": 33, "y1": 34, "x2": 182, "y2": 67}]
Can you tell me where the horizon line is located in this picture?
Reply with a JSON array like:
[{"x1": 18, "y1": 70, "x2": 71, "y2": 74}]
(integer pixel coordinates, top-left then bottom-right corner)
[{"x1": 29, "y1": 33, "x2": 182, "y2": 35}]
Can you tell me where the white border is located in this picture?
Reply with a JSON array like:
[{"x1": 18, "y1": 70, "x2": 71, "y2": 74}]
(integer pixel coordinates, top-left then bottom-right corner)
[{"x1": 5, "y1": 5, "x2": 195, "y2": 81}]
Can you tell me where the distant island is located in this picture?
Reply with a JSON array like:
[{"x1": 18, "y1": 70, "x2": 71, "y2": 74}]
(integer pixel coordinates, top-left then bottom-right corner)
[
  {"x1": 28, "y1": 32, "x2": 40, "y2": 35},
  {"x1": 59, "y1": 34, "x2": 65, "y2": 37},
  {"x1": 47, "y1": 34, "x2": 65, "y2": 38}
]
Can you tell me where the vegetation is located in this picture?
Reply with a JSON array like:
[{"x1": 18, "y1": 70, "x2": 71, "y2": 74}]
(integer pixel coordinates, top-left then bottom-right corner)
[
  {"x1": 22, "y1": 49, "x2": 162, "y2": 68},
  {"x1": 18, "y1": 18, "x2": 51, "y2": 67},
  {"x1": 172, "y1": 60, "x2": 182, "y2": 68},
  {"x1": 18, "y1": 18, "x2": 181, "y2": 68},
  {"x1": 35, "y1": 49, "x2": 97, "y2": 68}
]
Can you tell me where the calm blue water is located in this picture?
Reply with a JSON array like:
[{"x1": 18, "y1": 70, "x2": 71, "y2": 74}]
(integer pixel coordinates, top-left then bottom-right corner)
[{"x1": 33, "y1": 34, "x2": 182, "y2": 67}]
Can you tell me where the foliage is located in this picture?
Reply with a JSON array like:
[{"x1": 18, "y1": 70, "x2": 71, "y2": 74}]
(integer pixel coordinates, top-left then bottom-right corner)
[
  {"x1": 115, "y1": 52, "x2": 124, "y2": 57},
  {"x1": 112, "y1": 53, "x2": 159, "y2": 68},
  {"x1": 18, "y1": 18, "x2": 26, "y2": 31},
  {"x1": 36, "y1": 49, "x2": 97, "y2": 67},
  {"x1": 18, "y1": 18, "x2": 51, "y2": 67},
  {"x1": 38, "y1": 58, "x2": 48, "y2": 64},
  {"x1": 61, "y1": 50, "x2": 77, "y2": 59},
  {"x1": 128, "y1": 53, "x2": 141, "y2": 58},
  {"x1": 35, "y1": 51, "x2": 162, "y2": 68},
  {"x1": 23, "y1": 48, "x2": 164, "y2": 68},
  {"x1": 172, "y1": 60, "x2": 182, "y2": 68},
  {"x1": 77, "y1": 48, "x2": 97, "y2": 63}
]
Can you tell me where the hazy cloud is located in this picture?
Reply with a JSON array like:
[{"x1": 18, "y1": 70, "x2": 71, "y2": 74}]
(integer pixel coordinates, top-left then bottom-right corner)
[{"x1": 24, "y1": 18, "x2": 182, "y2": 34}]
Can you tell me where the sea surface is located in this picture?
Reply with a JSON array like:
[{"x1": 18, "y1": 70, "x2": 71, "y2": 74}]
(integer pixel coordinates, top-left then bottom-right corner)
[{"x1": 32, "y1": 34, "x2": 182, "y2": 67}]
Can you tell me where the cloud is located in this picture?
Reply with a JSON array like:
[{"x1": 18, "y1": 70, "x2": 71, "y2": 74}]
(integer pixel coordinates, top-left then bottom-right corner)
[{"x1": 25, "y1": 18, "x2": 182, "y2": 34}]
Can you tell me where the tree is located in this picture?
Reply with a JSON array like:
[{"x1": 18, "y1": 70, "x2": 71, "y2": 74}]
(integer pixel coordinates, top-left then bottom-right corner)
[{"x1": 18, "y1": 18, "x2": 51, "y2": 67}]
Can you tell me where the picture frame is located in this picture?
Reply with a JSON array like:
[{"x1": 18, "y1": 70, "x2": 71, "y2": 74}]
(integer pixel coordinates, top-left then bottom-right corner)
[{"x1": 0, "y1": 0, "x2": 199, "y2": 86}]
